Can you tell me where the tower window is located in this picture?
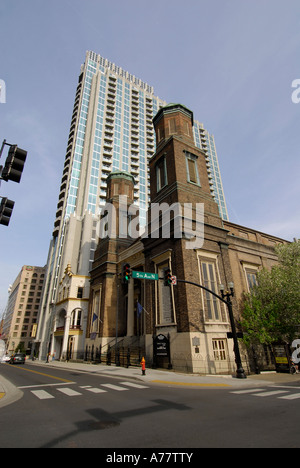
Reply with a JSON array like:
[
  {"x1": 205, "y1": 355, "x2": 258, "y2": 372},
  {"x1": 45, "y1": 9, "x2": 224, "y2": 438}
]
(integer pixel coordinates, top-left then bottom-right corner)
[
  {"x1": 185, "y1": 151, "x2": 200, "y2": 186},
  {"x1": 199, "y1": 260, "x2": 227, "y2": 322},
  {"x1": 168, "y1": 118, "x2": 177, "y2": 135},
  {"x1": 184, "y1": 121, "x2": 190, "y2": 136},
  {"x1": 156, "y1": 156, "x2": 168, "y2": 192}
]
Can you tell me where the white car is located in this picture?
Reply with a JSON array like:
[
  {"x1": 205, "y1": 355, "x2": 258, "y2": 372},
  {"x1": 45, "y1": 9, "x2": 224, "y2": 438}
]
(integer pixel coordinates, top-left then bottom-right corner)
[{"x1": 0, "y1": 355, "x2": 10, "y2": 363}]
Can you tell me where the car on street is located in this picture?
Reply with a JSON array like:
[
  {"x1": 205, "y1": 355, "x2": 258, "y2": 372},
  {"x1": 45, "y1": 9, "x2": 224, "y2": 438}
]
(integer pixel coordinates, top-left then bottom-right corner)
[
  {"x1": 9, "y1": 353, "x2": 26, "y2": 365},
  {"x1": 0, "y1": 355, "x2": 10, "y2": 363}
]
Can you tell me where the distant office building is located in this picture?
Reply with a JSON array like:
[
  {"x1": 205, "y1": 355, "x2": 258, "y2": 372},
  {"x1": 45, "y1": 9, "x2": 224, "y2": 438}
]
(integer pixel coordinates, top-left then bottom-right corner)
[
  {"x1": 35, "y1": 51, "x2": 228, "y2": 360},
  {"x1": 2, "y1": 266, "x2": 45, "y2": 355}
]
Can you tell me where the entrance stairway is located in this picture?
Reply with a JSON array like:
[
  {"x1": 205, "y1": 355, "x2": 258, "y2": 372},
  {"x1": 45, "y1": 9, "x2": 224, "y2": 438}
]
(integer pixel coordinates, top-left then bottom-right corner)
[{"x1": 82, "y1": 336, "x2": 145, "y2": 368}]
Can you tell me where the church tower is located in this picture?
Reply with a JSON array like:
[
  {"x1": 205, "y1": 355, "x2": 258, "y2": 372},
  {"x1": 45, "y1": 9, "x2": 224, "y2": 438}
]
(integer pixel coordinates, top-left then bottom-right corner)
[
  {"x1": 150, "y1": 103, "x2": 223, "y2": 228},
  {"x1": 143, "y1": 103, "x2": 231, "y2": 372},
  {"x1": 89, "y1": 171, "x2": 135, "y2": 341}
]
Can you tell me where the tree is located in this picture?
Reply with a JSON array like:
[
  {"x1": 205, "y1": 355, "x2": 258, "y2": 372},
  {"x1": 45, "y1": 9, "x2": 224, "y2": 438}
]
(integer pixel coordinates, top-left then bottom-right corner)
[
  {"x1": 14, "y1": 342, "x2": 26, "y2": 354},
  {"x1": 241, "y1": 240, "x2": 300, "y2": 346}
]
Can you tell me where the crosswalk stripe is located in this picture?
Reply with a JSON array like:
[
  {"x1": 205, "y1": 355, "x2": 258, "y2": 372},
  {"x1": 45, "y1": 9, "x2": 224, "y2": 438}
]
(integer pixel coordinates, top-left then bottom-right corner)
[
  {"x1": 86, "y1": 387, "x2": 107, "y2": 394},
  {"x1": 28, "y1": 382, "x2": 143, "y2": 400},
  {"x1": 120, "y1": 381, "x2": 149, "y2": 389},
  {"x1": 253, "y1": 390, "x2": 289, "y2": 397},
  {"x1": 279, "y1": 393, "x2": 300, "y2": 400},
  {"x1": 57, "y1": 388, "x2": 82, "y2": 397},
  {"x1": 31, "y1": 390, "x2": 55, "y2": 400},
  {"x1": 231, "y1": 389, "x2": 265, "y2": 395},
  {"x1": 101, "y1": 383, "x2": 128, "y2": 392},
  {"x1": 231, "y1": 387, "x2": 300, "y2": 401}
]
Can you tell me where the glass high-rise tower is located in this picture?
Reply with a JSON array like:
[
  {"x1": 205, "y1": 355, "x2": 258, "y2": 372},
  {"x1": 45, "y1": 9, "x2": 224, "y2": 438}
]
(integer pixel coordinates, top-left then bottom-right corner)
[
  {"x1": 35, "y1": 51, "x2": 228, "y2": 359},
  {"x1": 193, "y1": 121, "x2": 228, "y2": 221}
]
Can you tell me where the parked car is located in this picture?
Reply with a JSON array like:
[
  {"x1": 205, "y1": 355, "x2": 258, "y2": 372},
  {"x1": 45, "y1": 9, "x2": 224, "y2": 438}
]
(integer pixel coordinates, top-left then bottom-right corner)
[
  {"x1": 9, "y1": 353, "x2": 26, "y2": 365},
  {"x1": 0, "y1": 355, "x2": 10, "y2": 363}
]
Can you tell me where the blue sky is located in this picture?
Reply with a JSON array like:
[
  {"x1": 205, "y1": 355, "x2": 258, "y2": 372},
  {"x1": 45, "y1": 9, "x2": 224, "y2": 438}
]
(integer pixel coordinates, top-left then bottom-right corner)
[{"x1": 0, "y1": 0, "x2": 300, "y2": 315}]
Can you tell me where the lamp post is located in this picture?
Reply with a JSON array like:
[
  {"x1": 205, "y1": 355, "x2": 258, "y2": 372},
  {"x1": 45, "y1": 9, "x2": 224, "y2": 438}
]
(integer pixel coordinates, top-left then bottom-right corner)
[{"x1": 219, "y1": 282, "x2": 247, "y2": 379}]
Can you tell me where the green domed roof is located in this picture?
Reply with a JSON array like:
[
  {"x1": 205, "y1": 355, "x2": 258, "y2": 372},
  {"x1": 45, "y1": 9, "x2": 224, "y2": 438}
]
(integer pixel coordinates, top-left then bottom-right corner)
[
  {"x1": 107, "y1": 171, "x2": 135, "y2": 182},
  {"x1": 153, "y1": 102, "x2": 194, "y2": 125}
]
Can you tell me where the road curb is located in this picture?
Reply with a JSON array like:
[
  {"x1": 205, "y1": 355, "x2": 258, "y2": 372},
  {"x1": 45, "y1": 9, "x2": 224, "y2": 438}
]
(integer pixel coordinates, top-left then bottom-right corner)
[
  {"x1": 33, "y1": 360, "x2": 146, "y2": 383},
  {"x1": 0, "y1": 374, "x2": 23, "y2": 409},
  {"x1": 26, "y1": 359, "x2": 271, "y2": 388}
]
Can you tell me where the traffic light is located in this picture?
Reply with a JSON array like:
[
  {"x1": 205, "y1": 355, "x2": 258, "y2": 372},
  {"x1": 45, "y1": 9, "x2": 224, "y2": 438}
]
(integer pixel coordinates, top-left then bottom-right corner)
[
  {"x1": 122, "y1": 263, "x2": 131, "y2": 284},
  {"x1": 164, "y1": 268, "x2": 172, "y2": 286},
  {"x1": 0, "y1": 198, "x2": 15, "y2": 226},
  {"x1": 1, "y1": 145, "x2": 27, "y2": 183}
]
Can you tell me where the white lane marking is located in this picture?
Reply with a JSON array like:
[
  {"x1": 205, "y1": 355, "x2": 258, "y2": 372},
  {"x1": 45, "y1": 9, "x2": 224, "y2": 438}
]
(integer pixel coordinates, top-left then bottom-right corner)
[
  {"x1": 31, "y1": 390, "x2": 55, "y2": 400},
  {"x1": 19, "y1": 382, "x2": 76, "y2": 389},
  {"x1": 279, "y1": 393, "x2": 300, "y2": 400},
  {"x1": 120, "y1": 381, "x2": 149, "y2": 389},
  {"x1": 86, "y1": 387, "x2": 107, "y2": 394},
  {"x1": 101, "y1": 383, "x2": 129, "y2": 392},
  {"x1": 254, "y1": 390, "x2": 289, "y2": 397},
  {"x1": 231, "y1": 388, "x2": 265, "y2": 394},
  {"x1": 57, "y1": 387, "x2": 82, "y2": 397}
]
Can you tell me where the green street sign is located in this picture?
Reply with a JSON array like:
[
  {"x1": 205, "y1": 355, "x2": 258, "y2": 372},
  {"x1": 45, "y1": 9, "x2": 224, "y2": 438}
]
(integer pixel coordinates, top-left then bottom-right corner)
[{"x1": 132, "y1": 271, "x2": 159, "y2": 281}]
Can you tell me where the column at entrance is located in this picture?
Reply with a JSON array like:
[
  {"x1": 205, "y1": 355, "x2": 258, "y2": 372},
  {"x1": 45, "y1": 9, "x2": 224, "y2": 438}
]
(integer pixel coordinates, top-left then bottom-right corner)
[{"x1": 61, "y1": 313, "x2": 71, "y2": 360}]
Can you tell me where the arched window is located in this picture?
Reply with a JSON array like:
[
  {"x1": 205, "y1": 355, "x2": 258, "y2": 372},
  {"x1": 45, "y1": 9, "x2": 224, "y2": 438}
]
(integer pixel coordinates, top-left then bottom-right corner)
[{"x1": 71, "y1": 309, "x2": 82, "y2": 329}]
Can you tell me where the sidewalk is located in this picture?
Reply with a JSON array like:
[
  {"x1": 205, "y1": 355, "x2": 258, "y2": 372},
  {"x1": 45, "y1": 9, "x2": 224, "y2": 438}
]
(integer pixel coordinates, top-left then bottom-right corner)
[{"x1": 26, "y1": 359, "x2": 300, "y2": 388}]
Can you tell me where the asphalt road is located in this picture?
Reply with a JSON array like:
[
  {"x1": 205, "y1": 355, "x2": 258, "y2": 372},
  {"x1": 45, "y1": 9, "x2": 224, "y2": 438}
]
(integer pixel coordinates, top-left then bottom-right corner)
[{"x1": 1, "y1": 362, "x2": 300, "y2": 450}]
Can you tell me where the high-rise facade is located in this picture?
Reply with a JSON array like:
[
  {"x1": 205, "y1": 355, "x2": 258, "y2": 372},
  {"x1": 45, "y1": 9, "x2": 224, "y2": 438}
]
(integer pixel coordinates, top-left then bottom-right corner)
[
  {"x1": 2, "y1": 265, "x2": 45, "y2": 355},
  {"x1": 193, "y1": 122, "x2": 228, "y2": 221},
  {"x1": 35, "y1": 51, "x2": 228, "y2": 360}
]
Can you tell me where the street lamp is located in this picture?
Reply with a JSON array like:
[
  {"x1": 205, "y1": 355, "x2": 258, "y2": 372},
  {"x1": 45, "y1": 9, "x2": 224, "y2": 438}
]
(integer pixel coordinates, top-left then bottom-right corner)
[{"x1": 219, "y1": 282, "x2": 247, "y2": 379}]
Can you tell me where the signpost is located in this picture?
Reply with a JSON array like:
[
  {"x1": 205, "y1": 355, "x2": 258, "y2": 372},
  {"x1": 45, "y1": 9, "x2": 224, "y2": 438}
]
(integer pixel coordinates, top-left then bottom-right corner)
[
  {"x1": 272, "y1": 344, "x2": 291, "y2": 373},
  {"x1": 132, "y1": 271, "x2": 177, "y2": 284},
  {"x1": 154, "y1": 334, "x2": 169, "y2": 357},
  {"x1": 153, "y1": 334, "x2": 172, "y2": 369}
]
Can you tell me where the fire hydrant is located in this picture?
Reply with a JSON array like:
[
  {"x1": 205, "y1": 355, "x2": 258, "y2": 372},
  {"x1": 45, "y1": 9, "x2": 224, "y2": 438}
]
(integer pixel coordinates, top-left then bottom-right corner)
[{"x1": 141, "y1": 357, "x2": 146, "y2": 376}]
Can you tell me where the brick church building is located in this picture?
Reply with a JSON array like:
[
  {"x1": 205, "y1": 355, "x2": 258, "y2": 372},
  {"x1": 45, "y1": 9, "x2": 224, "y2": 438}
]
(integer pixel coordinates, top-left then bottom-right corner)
[{"x1": 87, "y1": 103, "x2": 286, "y2": 375}]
